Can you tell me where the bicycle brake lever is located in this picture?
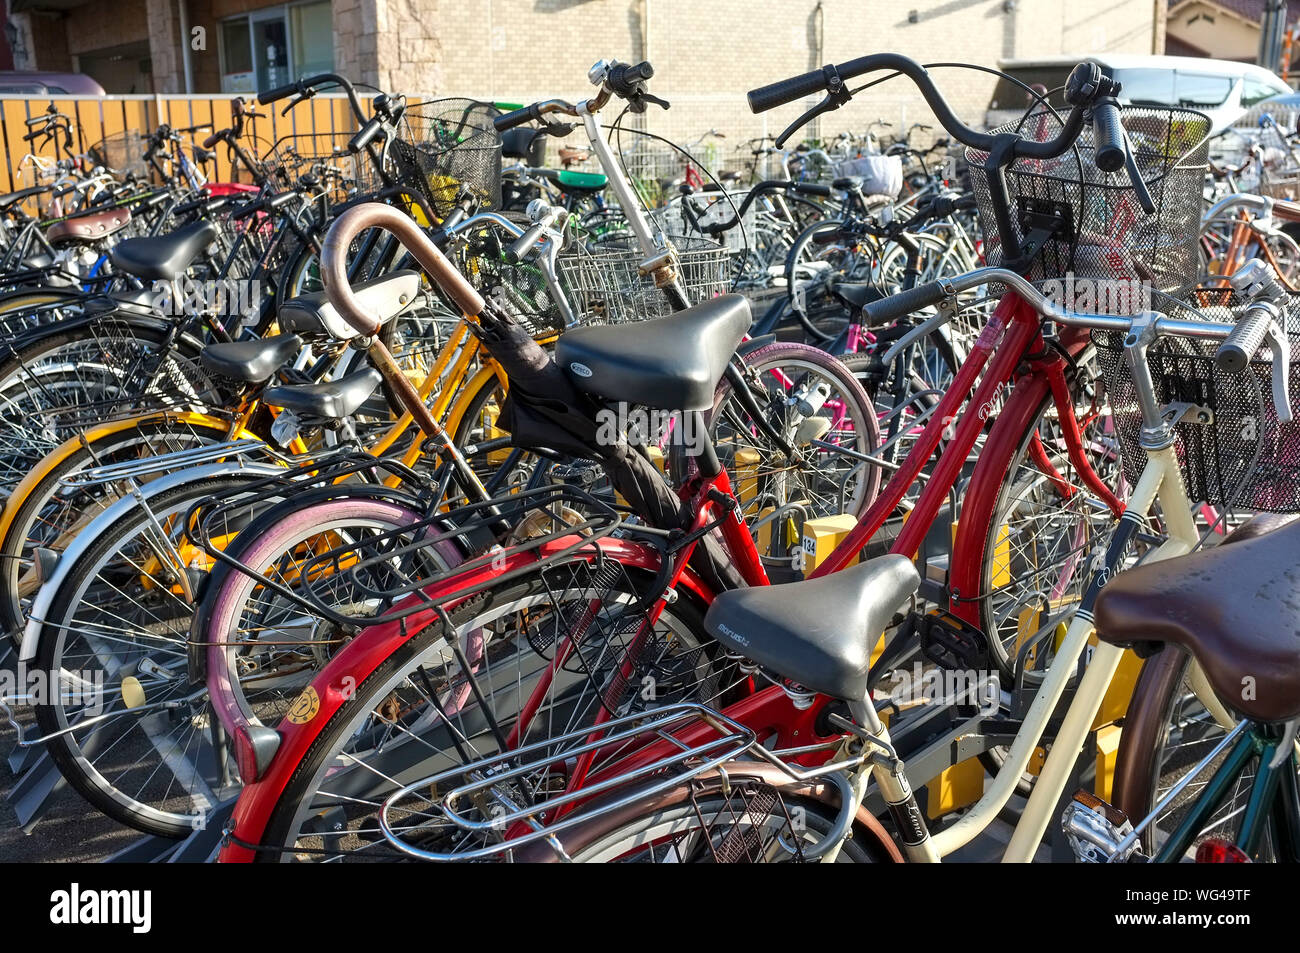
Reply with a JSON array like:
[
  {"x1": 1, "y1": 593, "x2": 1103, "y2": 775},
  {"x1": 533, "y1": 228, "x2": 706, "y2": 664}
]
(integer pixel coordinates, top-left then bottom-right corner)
[
  {"x1": 1264, "y1": 321, "x2": 1293, "y2": 425},
  {"x1": 774, "y1": 87, "x2": 851, "y2": 149}
]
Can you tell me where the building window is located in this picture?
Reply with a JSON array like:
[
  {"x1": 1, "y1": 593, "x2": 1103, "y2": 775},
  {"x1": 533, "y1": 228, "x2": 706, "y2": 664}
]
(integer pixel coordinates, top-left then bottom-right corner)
[
  {"x1": 219, "y1": 2, "x2": 334, "y2": 95},
  {"x1": 291, "y1": 2, "x2": 334, "y2": 78}
]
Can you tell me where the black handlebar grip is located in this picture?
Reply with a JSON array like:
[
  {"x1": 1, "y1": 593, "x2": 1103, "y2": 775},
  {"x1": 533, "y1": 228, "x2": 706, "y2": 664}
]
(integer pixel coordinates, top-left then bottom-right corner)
[
  {"x1": 348, "y1": 119, "x2": 384, "y2": 152},
  {"x1": 258, "y1": 82, "x2": 300, "y2": 106},
  {"x1": 493, "y1": 104, "x2": 541, "y2": 132},
  {"x1": 441, "y1": 204, "x2": 470, "y2": 233},
  {"x1": 613, "y1": 60, "x2": 654, "y2": 84},
  {"x1": 506, "y1": 222, "x2": 549, "y2": 265},
  {"x1": 266, "y1": 191, "x2": 299, "y2": 211},
  {"x1": 793, "y1": 182, "x2": 832, "y2": 197},
  {"x1": 230, "y1": 198, "x2": 266, "y2": 220},
  {"x1": 1091, "y1": 99, "x2": 1126, "y2": 174},
  {"x1": 1215, "y1": 304, "x2": 1273, "y2": 374},
  {"x1": 202, "y1": 130, "x2": 224, "y2": 150},
  {"x1": 861, "y1": 279, "x2": 950, "y2": 326},
  {"x1": 747, "y1": 68, "x2": 827, "y2": 114}
]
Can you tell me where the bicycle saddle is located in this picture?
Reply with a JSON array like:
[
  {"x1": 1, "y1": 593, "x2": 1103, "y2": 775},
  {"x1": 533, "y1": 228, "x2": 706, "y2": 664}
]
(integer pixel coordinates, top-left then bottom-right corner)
[
  {"x1": 832, "y1": 176, "x2": 864, "y2": 192},
  {"x1": 200, "y1": 334, "x2": 302, "y2": 384},
  {"x1": 833, "y1": 282, "x2": 883, "y2": 313},
  {"x1": 109, "y1": 218, "x2": 218, "y2": 281},
  {"x1": 703, "y1": 556, "x2": 920, "y2": 702},
  {"x1": 263, "y1": 366, "x2": 383, "y2": 419},
  {"x1": 46, "y1": 206, "x2": 132, "y2": 245},
  {"x1": 1095, "y1": 516, "x2": 1300, "y2": 723},
  {"x1": 535, "y1": 167, "x2": 607, "y2": 194},
  {"x1": 556, "y1": 293, "x2": 750, "y2": 411},
  {"x1": 0, "y1": 185, "x2": 49, "y2": 211},
  {"x1": 279, "y1": 270, "x2": 421, "y2": 340}
]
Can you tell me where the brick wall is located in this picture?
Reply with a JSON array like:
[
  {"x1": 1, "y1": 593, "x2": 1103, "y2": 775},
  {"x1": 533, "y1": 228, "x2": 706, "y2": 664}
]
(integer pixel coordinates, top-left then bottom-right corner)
[
  {"x1": 422, "y1": 0, "x2": 1160, "y2": 144},
  {"x1": 5, "y1": 0, "x2": 1160, "y2": 121}
]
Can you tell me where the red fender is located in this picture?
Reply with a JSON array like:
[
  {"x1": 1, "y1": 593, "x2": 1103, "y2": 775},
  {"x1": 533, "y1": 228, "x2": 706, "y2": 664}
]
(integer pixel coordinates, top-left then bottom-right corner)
[{"x1": 219, "y1": 535, "x2": 715, "y2": 861}]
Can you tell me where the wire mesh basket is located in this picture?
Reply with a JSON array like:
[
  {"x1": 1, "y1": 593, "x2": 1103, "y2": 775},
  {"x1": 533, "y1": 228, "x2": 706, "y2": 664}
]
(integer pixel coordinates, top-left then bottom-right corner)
[
  {"x1": 1093, "y1": 289, "x2": 1300, "y2": 512},
  {"x1": 1259, "y1": 164, "x2": 1300, "y2": 201},
  {"x1": 726, "y1": 143, "x2": 782, "y2": 185},
  {"x1": 559, "y1": 235, "x2": 735, "y2": 324},
  {"x1": 455, "y1": 213, "x2": 569, "y2": 338},
  {"x1": 87, "y1": 130, "x2": 151, "y2": 179},
  {"x1": 265, "y1": 132, "x2": 375, "y2": 196},
  {"x1": 966, "y1": 106, "x2": 1210, "y2": 291},
  {"x1": 393, "y1": 101, "x2": 503, "y2": 220},
  {"x1": 406, "y1": 98, "x2": 503, "y2": 145}
]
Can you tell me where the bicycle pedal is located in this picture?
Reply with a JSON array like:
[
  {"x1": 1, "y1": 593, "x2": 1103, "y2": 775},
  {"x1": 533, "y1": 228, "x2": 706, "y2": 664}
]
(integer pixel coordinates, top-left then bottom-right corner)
[
  {"x1": 1061, "y1": 789, "x2": 1139, "y2": 863},
  {"x1": 549, "y1": 459, "x2": 603, "y2": 489},
  {"x1": 919, "y1": 611, "x2": 989, "y2": 672}
]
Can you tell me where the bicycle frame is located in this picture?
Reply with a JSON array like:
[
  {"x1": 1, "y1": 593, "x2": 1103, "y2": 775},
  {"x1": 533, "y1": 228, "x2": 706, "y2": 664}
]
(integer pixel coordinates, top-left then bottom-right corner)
[
  {"x1": 1148, "y1": 722, "x2": 1300, "y2": 862},
  {"x1": 215, "y1": 282, "x2": 1132, "y2": 860}
]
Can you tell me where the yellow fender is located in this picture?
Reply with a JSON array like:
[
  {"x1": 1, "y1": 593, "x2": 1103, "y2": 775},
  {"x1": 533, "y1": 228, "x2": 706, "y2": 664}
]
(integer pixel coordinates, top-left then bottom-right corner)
[{"x1": 0, "y1": 411, "x2": 237, "y2": 543}]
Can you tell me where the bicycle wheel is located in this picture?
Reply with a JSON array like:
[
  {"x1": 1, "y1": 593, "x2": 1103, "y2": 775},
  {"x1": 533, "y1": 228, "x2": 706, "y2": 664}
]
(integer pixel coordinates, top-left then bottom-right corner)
[
  {"x1": 1113, "y1": 647, "x2": 1293, "y2": 861},
  {"x1": 31, "y1": 476, "x2": 266, "y2": 836},
  {"x1": 540, "y1": 780, "x2": 892, "y2": 863},
  {"x1": 0, "y1": 418, "x2": 231, "y2": 637},
  {"x1": 202, "y1": 494, "x2": 458, "y2": 733},
  {"x1": 253, "y1": 563, "x2": 728, "y2": 861},
  {"x1": 705, "y1": 342, "x2": 881, "y2": 527},
  {"x1": 783, "y1": 218, "x2": 875, "y2": 342},
  {"x1": 0, "y1": 321, "x2": 215, "y2": 489}
]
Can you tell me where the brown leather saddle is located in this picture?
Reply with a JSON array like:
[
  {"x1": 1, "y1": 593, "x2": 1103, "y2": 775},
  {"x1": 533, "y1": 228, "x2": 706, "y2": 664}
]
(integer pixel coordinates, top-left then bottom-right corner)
[
  {"x1": 558, "y1": 146, "x2": 589, "y2": 168},
  {"x1": 46, "y1": 206, "x2": 132, "y2": 245},
  {"x1": 1094, "y1": 514, "x2": 1300, "y2": 723}
]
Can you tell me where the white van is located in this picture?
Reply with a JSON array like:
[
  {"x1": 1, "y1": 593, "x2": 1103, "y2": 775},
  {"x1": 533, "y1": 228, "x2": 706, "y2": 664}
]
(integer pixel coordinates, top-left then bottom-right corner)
[{"x1": 987, "y1": 54, "x2": 1291, "y2": 134}]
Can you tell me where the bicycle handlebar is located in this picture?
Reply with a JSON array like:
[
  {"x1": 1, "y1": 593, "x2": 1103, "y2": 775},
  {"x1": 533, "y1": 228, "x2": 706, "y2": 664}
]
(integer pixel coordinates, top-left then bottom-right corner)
[
  {"x1": 506, "y1": 203, "x2": 564, "y2": 264},
  {"x1": 494, "y1": 101, "x2": 564, "y2": 133},
  {"x1": 1215, "y1": 302, "x2": 1274, "y2": 373},
  {"x1": 699, "y1": 179, "x2": 832, "y2": 235},
  {"x1": 258, "y1": 73, "x2": 366, "y2": 122},
  {"x1": 749, "y1": 54, "x2": 1140, "y2": 172},
  {"x1": 749, "y1": 54, "x2": 1019, "y2": 153},
  {"x1": 322, "y1": 202, "x2": 484, "y2": 335},
  {"x1": 1090, "y1": 98, "x2": 1126, "y2": 173}
]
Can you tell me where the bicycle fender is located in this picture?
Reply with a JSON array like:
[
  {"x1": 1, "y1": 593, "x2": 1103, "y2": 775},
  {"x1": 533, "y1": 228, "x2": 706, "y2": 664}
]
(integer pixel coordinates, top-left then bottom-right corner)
[
  {"x1": 18, "y1": 463, "x2": 281, "y2": 662},
  {"x1": 219, "y1": 536, "x2": 715, "y2": 860},
  {"x1": 736, "y1": 334, "x2": 777, "y2": 358}
]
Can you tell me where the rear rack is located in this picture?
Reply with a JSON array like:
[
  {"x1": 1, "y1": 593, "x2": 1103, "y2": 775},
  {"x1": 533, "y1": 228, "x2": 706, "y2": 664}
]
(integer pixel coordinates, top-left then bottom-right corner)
[
  {"x1": 61, "y1": 438, "x2": 273, "y2": 487},
  {"x1": 378, "y1": 702, "x2": 757, "y2": 861}
]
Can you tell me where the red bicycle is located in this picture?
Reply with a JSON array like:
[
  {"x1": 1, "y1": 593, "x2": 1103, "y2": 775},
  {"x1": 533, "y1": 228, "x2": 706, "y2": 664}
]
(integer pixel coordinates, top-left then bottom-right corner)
[{"x1": 214, "y1": 55, "x2": 1208, "y2": 861}]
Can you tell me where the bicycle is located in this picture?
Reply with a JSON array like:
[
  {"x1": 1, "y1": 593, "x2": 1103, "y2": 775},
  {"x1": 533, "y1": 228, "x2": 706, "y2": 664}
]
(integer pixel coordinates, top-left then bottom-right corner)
[{"x1": 210, "y1": 54, "x2": 1225, "y2": 863}]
